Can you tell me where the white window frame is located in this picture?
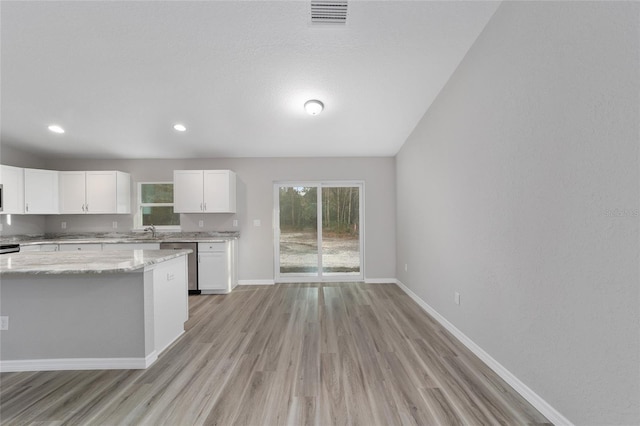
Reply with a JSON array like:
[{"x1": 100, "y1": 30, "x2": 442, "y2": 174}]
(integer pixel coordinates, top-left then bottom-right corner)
[
  {"x1": 134, "y1": 182, "x2": 181, "y2": 231},
  {"x1": 273, "y1": 180, "x2": 365, "y2": 283}
]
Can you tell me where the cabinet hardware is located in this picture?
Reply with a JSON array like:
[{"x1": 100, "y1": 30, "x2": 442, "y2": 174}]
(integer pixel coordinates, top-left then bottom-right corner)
[{"x1": 25, "y1": 203, "x2": 29, "y2": 212}]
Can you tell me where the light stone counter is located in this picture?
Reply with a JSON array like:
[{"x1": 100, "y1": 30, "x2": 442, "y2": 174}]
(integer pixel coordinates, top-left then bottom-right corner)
[
  {"x1": 0, "y1": 249, "x2": 192, "y2": 275},
  {"x1": 1, "y1": 231, "x2": 239, "y2": 247}
]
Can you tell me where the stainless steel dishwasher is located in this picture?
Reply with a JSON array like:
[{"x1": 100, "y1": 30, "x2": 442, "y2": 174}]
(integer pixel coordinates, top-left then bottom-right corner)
[{"x1": 159, "y1": 242, "x2": 199, "y2": 294}]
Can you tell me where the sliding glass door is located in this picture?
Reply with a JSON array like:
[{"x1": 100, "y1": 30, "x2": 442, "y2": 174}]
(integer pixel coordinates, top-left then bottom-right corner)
[{"x1": 275, "y1": 182, "x2": 363, "y2": 282}]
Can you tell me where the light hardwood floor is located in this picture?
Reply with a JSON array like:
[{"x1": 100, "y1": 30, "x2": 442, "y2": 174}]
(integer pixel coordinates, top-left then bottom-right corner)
[{"x1": 0, "y1": 283, "x2": 550, "y2": 425}]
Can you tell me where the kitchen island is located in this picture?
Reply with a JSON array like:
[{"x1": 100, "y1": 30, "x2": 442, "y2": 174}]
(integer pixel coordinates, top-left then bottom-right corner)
[{"x1": 0, "y1": 249, "x2": 190, "y2": 372}]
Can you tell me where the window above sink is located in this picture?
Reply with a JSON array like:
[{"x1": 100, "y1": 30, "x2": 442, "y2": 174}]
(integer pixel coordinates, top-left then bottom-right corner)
[{"x1": 134, "y1": 182, "x2": 181, "y2": 231}]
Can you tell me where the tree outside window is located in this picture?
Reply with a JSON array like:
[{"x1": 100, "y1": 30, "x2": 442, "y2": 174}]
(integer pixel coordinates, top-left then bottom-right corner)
[{"x1": 138, "y1": 183, "x2": 180, "y2": 228}]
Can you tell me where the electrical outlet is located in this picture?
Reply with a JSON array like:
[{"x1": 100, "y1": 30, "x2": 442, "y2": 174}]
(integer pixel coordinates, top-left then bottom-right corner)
[
  {"x1": 232, "y1": 219, "x2": 238, "y2": 227},
  {"x1": 454, "y1": 292, "x2": 461, "y2": 305},
  {"x1": 112, "y1": 221, "x2": 118, "y2": 229},
  {"x1": 61, "y1": 221, "x2": 67, "y2": 229},
  {"x1": 253, "y1": 219, "x2": 261, "y2": 227},
  {"x1": 0, "y1": 316, "x2": 8, "y2": 331},
  {"x1": 198, "y1": 220, "x2": 204, "y2": 228}
]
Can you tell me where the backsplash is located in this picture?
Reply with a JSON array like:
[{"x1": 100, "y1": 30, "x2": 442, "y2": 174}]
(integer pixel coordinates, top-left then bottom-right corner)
[
  {"x1": 0, "y1": 215, "x2": 45, "y2": 237},
  {"x1": 1, "y1": 213, "x2": 240, "y2": 237},
  {"x1": 45, "y1": 214, "x2": 135, "y2": 234}
]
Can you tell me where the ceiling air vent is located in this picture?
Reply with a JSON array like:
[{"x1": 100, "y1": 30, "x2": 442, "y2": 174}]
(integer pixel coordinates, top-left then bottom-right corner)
[{"x1": 310, "y1": 0, "x2": 348, "y2": 25}]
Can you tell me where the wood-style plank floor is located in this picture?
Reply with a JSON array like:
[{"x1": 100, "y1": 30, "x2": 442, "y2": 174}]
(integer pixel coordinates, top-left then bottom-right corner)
[{"x1": 0, "y1": 283, "x2": 550, "y2": 425}]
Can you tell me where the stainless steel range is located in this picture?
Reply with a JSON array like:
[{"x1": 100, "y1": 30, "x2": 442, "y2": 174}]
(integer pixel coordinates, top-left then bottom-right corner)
[{"x1": 0, "y1": 244, "x2": 20, "y2": 254}]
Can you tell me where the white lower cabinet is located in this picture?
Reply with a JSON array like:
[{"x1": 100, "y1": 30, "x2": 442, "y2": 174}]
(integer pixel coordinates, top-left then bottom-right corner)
[{"x1": 198, "y1": 240, "x2": 237, "y2": 294}]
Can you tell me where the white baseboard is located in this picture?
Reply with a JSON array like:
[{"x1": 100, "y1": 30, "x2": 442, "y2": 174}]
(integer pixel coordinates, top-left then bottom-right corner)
[
  {"x1": 238, "y1": 279, "x2": 275, "y2": 286},
  {"x1": 364, "y1": 278, "x2": 398, "y2": 284},
  {"x1": 395, "y1": 280, "x2": 573, "y2": 426},
  {"x1": 0, "y1": 352, "x2": 158, "y2": 373}
]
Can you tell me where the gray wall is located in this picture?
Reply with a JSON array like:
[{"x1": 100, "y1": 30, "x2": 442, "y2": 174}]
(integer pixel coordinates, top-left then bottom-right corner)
[
  {"x1": 0, "y1": 143, "x2": 47, "y2": 169},
  {"x1": 1, "y1": 273, "x2": 147, "y2": 359},
  {"x1": 396, "y1": 2, "x2": 639, "y2": 424},
  {"x1": 32, "y1": 157, "x2": 396, "y2": 282}
]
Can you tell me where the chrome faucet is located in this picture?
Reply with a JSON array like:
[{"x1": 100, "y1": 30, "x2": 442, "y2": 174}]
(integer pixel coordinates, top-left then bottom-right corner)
[{"x1": 144, "y1": 224, "x2": 157, "y2": 238}]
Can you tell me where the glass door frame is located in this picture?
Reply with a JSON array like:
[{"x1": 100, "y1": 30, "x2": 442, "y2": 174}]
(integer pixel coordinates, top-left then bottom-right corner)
[{"x1": 274, "y1": 181, "x2": 365, "y2": 283}]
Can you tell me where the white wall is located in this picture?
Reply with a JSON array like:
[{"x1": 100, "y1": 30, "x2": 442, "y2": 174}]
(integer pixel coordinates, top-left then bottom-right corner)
[
  {"x1": 396, "y1": 2, "x2": 639, "y2": 424},
  {"x1": 41, "y1": 157, "x2": 396, "y2": 282}
]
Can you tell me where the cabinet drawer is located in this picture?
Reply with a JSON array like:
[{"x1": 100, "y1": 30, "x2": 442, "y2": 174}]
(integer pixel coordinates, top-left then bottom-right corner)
[
  {"x1": 198, "y1": 242, "x2": 225, "y2": 252},
  {"x1": 103, "y1": 243, "x2": 160, "y2": 251},
  {"x1": 58, "y1": 243, "x2": 102, "y2": 251}
]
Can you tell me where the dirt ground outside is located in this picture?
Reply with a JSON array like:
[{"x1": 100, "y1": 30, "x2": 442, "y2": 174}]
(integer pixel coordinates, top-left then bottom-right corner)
[{"x1": 279, "y1": 230, "x2": 360, "y2": 274}]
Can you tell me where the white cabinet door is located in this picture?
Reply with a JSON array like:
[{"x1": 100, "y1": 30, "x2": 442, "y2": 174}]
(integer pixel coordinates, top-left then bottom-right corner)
[
  {"x1": 0, "y1": 165, "x2": 24, "y2": 214},
  {"x1": 24, "y1": 168, "x2": 58, "y2": 214},
  {"x1": 173, "y1": 170, "x2": 204, "y2": 213},
  {"x1": 86, "y1": 171, "x2": 117, "y2": 213},
  {"x1": 59, "y1": 171, "x2": 87, "y2": 214},
  {"x1": 198, "y1": 243, "x2": 227, "y2": 291},
  {"x1": 203, "y1": 170, "x2": 236, "y2": 213}
]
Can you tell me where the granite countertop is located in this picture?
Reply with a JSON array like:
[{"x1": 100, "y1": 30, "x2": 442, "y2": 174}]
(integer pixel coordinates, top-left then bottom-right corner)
[
  {"x1": 0, "y1": 249, "x2": 192, "y2": 275},
  {"x1": 1, "y1": 231, "x2": 239, "y2": 246}
]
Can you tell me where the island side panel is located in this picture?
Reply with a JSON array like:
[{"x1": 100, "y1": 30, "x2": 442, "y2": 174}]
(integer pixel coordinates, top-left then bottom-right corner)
[
  {"x1": 148, "y1": 256, "x2": 188, "y2": 354},
  {"x1": 0, "y1": 272, "x2": 147, "y2": 363}
]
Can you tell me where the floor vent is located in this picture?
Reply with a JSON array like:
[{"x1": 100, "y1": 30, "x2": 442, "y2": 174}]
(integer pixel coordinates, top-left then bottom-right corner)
[{"x1": 310, "y1": 0, "x2": 348, "y2": 25}]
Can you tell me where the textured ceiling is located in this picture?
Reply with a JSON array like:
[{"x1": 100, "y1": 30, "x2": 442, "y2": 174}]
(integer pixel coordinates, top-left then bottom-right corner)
[{"x1": 0, "y1": 1, "x2": 500, "y2": 159}]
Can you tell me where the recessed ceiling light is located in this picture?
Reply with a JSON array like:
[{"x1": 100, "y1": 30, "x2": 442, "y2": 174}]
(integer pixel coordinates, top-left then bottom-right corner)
[
  {"x1": 304, "y1": 100, "x2": 324, "y2": 116},
  {"x1": 48, "y1": 124, "x2": 65, "y2": 134},
  {"x1": 173, "y1": 124, "x2": 187, "y2": 132}
]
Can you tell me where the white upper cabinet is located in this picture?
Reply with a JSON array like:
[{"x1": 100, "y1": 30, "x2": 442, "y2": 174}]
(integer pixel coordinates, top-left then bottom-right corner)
[
  {"x1": 58, "y1": 171, "x2": 86, "y2": 214},
  {"x1": 86, "y1": 171, "x2": 130, "y2": 214},
  {"x1": 173, "y1": 170, "x2": 204, "y2": 213},
  {"x1": 24, "y1": 168, "x2": 59, "y2": 214},
  {"x1": 0, "y1": 165, "x2": 24, "y2": 214},
  {"x1": 174, "y1": 170, "x2": 236, "y2": 213},
  {"x1": 59, "y1": 171, "x2": 130, "y2": 214},
  {"x1": 203, "y1": 170, "x2": 236, "y2": 213}
]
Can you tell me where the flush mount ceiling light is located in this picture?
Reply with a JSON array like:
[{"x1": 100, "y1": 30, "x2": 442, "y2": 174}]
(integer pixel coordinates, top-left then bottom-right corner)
[
  {"x1": 173, "y1": 124, "x2": 187, "y2": 132},
  {"x1": 48, "y1": 124, "x2": 65, "y2": 134},
  {"x1": 304, "y1": 100, "x2": 324, "y2": 116}
]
